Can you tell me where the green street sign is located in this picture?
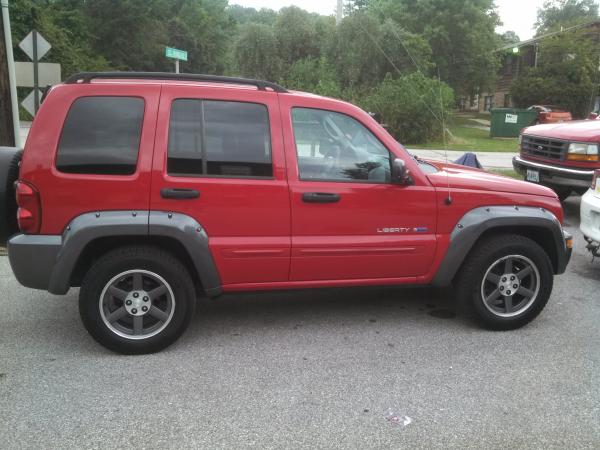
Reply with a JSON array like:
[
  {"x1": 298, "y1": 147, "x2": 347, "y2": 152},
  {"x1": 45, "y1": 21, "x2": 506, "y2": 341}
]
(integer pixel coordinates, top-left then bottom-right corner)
[{"x1": 165, "y1": 47, "x2": 188, "y2": 61}]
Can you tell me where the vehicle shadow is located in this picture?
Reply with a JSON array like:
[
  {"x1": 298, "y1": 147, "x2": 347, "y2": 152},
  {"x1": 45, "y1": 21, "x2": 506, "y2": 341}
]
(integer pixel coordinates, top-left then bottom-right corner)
[{"x1": 181, "y1": 285, "x2": 467, "y2": 344}]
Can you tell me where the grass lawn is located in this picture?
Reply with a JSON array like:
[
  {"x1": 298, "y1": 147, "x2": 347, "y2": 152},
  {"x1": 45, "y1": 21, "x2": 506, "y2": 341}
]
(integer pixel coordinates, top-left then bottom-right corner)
[
  {"x1": 487, "y1": 168, "x2": 522, "y2": 179},
  {"x1": 408, "y1": 113, "x2": 519, "y2": 152}
]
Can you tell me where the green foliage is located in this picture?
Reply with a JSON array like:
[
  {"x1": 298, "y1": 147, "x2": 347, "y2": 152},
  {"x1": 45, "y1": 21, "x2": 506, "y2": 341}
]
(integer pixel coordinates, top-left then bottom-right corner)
[
  {"x1": 326, "y1": 13, "x2": 434, "y2": 88},
  {"x1": 233, "y1": 23, "x2": 281, "y2": 80},
  {"x1": 499, "y1": 31, "x2": 521, "y2": 45},
  {"x1": 363, "y1": 73, "x2": 454, "y2": 144},
  {"x1": 11, "y1": 0, "x2": 109, "y2": 75},
  {"x1": 510, "y1": 31, "x2": 598, "y2": 117},
  {"x1": 536, "y1": 0, "x2": 599, "y2": 34},
  {"x1": 369, "y1": 0, "x2": 501, "y2": 98},
  {"x1": 281, "y1": 57, "x2": 342, "y2": 99},
  {"x1": 273, "y1": 7, "x2": 320, "y2": 68}
]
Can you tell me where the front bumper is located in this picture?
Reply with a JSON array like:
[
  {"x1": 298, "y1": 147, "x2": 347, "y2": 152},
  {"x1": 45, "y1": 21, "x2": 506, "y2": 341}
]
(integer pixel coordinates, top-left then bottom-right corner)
[
  {"x1": 562, "y1": 229, "x2": 573, "y2": 272},
  {"x1": 8, "y1": 234, "x2": 62, "y2": 291},
  {"x1": 513, "y1": 155, "x2": 595, "y2": 189},
  {"x1": 580, "y1": 188, "x2": 600, "y2": 243}
]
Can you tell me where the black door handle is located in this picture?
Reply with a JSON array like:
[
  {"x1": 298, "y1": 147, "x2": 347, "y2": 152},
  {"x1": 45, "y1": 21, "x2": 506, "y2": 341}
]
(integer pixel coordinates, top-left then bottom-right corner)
[
  {"x1": 302, "y1": 192, "x2": 341, "y2": 203},
  {"x1": 160, "y1": 188, "x2": 200, "y2": 200}
]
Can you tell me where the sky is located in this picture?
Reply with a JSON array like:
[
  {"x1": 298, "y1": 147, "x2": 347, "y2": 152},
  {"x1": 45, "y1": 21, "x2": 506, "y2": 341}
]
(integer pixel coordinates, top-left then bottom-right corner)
[{"x1": 231, "y1": 0, "x2": 546, "y2": 41}]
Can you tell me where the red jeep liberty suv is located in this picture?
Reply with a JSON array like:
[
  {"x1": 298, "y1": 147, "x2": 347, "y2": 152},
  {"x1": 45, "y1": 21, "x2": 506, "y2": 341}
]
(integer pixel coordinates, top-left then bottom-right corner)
[{"x1": 0, "y1": 72, "x2": 572, "y2": 354}]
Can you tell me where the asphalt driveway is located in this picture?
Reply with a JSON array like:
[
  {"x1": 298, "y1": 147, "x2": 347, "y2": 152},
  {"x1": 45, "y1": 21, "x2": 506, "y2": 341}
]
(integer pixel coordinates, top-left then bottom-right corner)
[{"x1": 0, "y1": 196, "x2": 598, "y2": 449}]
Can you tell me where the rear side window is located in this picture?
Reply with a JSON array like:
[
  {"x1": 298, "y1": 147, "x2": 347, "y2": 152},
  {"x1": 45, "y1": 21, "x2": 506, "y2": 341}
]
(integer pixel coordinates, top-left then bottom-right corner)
[
  {"x1": 56, "y1": 97, "x2": 144, "y2": 175},
  {"x1": 168, "y1": 99, "x2": 272, "y2": 178}
]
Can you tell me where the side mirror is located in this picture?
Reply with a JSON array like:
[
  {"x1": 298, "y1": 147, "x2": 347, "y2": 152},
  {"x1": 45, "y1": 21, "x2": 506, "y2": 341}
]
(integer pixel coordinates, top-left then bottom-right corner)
[{"x1": 391, "y1": 158, "x2": 413, "y2": 185}]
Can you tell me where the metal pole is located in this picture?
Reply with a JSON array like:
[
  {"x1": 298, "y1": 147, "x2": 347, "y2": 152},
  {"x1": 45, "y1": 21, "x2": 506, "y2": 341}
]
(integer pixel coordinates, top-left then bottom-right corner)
[
  {"x1": 32, "y1": 29, "x2": 39, "y2": 113},
  {"x1": 1, "y1": 0, "x2": 21, "y2": 147},
  {"x1": 175, "y1": 59, "x2": 179, "y2": 74}
]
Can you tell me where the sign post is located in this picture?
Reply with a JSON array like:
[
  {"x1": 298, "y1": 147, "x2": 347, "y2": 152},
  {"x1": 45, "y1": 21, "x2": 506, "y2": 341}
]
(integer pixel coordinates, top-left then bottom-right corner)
[
  {"x1": 165, "y1": 46, "x2": 188, "y2": 74},
  {"x1": 18, "y1": 29, "x2": 51, "y2": 115}
]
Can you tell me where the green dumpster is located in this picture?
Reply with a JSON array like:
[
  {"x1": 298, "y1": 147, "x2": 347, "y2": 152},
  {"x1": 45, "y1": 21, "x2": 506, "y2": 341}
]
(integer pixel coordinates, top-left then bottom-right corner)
[{"x1": 489, "y1": 108, "x2": 538, "y2": 138}]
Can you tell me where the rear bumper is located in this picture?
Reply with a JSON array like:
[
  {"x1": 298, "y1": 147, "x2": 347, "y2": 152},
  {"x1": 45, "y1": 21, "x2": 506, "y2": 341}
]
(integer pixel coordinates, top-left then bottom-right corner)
[
  {"x1": 8, "y1": 234, "x2": 62, "y2": 291},
  {"x1": 513, "y1": 155, "x2": 595, "y2": 189}
]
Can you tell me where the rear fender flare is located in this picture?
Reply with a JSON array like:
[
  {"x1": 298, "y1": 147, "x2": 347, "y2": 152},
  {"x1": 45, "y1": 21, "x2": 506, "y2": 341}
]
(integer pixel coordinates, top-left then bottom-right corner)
[{"x1": 48, "y1": 211, "x2": 222, "y2": 296}]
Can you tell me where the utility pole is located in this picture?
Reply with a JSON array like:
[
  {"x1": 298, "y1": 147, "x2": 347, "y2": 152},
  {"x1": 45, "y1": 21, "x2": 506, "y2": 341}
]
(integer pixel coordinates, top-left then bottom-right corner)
[
  {"x1": 336, "y1": 0, "x2": 343, "y2": 24},
  {"x1": 1, "y1": 0, "x2": 20, "y2": 147}
]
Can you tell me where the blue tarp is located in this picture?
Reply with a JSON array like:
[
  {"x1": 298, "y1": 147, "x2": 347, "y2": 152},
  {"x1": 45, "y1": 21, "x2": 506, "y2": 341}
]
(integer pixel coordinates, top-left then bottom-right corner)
[{"x1": 454, "y1": 152, "x2": 483, "y2": 169}]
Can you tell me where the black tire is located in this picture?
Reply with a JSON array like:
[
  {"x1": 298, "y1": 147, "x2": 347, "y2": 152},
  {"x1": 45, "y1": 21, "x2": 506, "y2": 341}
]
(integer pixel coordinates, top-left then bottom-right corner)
[
  {"x1": 0, "y1": 148, "x2": 22, "y2": 245},
  {"x1": 79, "y1": 246, "x2": 196, "y2": 354},
  {"x1": 454, "y1": 234, "x2": 553, "y2": 330}
]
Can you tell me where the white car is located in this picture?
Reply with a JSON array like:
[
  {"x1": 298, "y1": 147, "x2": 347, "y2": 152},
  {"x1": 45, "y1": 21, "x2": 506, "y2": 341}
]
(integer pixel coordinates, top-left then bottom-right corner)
[{"x1": 580, "y1": 169, "x2": 600, "y2": 258}]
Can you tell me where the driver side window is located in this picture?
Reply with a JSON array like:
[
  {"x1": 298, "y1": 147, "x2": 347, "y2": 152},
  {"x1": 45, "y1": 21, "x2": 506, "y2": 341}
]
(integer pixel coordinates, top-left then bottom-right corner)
[{"x1": 291, "y1": 107, "x2": 392, "y2": 183}]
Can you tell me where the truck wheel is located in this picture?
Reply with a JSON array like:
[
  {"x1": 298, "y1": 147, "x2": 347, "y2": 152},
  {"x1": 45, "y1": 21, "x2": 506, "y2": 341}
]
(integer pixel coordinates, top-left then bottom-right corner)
[
  {"x1": 0, "y1": 148, "x2": 22, "y2": 245},
  {"x1": 79, "y1": 246, "x2": 196, "y2": 354},
  {"x1": 455, "y1": 234, "x2": 553, "y2": 330}
]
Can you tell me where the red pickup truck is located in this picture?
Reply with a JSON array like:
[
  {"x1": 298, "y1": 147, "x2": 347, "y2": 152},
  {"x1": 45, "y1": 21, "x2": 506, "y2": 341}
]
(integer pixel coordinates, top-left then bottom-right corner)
[
  {"x1": 0, "y1": 72, "x2": 573, "y2": 354},
  {"x1": 513, "y1": 120, "x2": 600, "y2": 200}
]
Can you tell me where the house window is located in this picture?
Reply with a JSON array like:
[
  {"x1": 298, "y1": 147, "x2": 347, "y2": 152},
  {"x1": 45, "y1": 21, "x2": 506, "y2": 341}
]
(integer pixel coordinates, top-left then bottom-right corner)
[{"x1": 484, "y1": 96, "x2": 494, "y2": 112}]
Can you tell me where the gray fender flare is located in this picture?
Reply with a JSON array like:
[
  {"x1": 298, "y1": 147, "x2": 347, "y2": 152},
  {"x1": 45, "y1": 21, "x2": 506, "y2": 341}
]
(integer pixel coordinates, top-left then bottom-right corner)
[
  {"x1": 48, "y1": 210, "x2": 222, "y2": 296},
  {"x1": 432, "y1": 205, "x2": 567, "y2": 286}
]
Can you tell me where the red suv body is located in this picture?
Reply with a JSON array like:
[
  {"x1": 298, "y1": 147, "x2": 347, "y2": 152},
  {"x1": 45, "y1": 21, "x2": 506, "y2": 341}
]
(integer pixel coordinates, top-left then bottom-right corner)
[{"x1": 3, "y1": 73, "x2": 572, "y2": 353}]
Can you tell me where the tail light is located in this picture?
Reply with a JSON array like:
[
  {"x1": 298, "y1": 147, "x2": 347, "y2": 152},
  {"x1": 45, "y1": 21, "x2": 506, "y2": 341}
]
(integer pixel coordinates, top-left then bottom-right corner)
[{"x1": 15, "y1": 181, "x2": 41, "y2": 234}]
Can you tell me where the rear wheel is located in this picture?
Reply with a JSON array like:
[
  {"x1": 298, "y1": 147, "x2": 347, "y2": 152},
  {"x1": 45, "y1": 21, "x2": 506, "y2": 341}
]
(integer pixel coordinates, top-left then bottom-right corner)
[
  {"x1": 455, "y1": 234, "x2": 553, "y2": 330},
  {"x1": 0, "y1": 148, "x2": 22, "y2": 245},
  {"x1": 79, "y1": 246, "x2": 196, "y2": 354}
]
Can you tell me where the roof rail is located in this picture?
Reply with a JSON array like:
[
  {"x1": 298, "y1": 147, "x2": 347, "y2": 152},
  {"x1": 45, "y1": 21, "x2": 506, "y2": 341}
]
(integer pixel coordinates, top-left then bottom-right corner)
[{"x1": 64, "y1": 72, "x2": 289, "y2": 93}]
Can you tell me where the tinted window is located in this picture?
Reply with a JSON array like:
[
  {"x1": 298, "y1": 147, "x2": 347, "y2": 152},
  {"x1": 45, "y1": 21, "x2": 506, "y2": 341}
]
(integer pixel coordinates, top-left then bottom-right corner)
[
  {"x1": 56, "y1": 97, "x2": 144, "y2": 175},
  {"x1": 168, "y1": 99, "x2": 272, "y2": 177},
  {"x1": 292, "y1": 108, "x2": 391, "y2": 183}
]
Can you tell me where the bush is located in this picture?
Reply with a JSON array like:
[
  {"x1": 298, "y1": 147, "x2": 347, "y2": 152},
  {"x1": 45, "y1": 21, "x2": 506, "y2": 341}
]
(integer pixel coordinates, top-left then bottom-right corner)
[
  {"x1": 362, "y1": 73, "x2": 454, "y2": 144},
  {"x1": 281, "y1": 57, "x2": 343, "y2": 99}
]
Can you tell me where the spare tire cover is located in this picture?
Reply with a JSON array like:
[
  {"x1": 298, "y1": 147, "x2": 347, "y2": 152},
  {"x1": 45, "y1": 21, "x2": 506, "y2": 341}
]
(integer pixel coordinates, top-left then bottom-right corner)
[{"x1": 0, "y1": 147, "x2": 23, "y2": 245}]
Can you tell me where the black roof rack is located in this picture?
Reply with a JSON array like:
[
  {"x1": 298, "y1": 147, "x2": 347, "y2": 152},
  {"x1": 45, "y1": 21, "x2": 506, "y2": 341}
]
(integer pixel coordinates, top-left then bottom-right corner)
[{"x1": 64, "y1": 72, "x2": 288, "y2": 93}]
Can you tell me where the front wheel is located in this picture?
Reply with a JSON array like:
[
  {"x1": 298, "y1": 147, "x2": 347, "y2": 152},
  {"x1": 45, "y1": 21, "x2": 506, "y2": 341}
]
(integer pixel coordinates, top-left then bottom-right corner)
[
  {"x1": 79, "y1": 246, "x2": 196, "y2": 354},
  {"x1": 455, "y1": 234, "x2": 553, "y2": 330}
]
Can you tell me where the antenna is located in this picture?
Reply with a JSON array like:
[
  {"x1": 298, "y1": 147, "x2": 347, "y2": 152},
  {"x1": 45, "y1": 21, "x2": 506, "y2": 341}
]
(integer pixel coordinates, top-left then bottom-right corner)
[{"x1": 439, "y1": 68, "x2": 452, "y2": 206}]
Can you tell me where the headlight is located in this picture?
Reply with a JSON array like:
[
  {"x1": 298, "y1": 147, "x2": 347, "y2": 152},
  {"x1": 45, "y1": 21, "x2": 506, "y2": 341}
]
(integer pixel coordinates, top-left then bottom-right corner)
[{"x1": 567, "y1": 142, "x2": 599, "y2": 161}]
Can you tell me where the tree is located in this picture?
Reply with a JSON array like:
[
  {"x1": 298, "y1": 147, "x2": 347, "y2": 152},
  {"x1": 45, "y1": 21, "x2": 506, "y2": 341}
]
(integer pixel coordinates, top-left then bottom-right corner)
[
  {"x1": 363, "y1": 73, "x2": 454, "y2": 144},
  {"x1": 499, "y1": 31, "x2": 521, "y2": 45},
  {"x1": 536, "y1": 0, "x2": 599, "y2": 34},
  {"x1": 327, "y1": 13, "x2": 433, "y2": 88},
  {"x1": 281, "y1": 57, "x2": 342, "y2": 98},
  {"x1": 274, "y1": 7, "x2": 320, "y2": 68},
  {"x1": 227, "y1": 5, "x2": 277, "y2": 26},
  {"x1": 232, "y1": 23, "x2": 281, "y2": 80},
  {"x1": 369, "y1": 0, "x2": 501, "y2": 98},
  {"x1": 511, "y1": 31, "x2": 598, "y2": 117},
  {"x1": 11, "y1": 0, "x2": 110, "y2": 77},
  {"x1": 83, "y1": 0, "x2": 233, "y2": 74}
]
